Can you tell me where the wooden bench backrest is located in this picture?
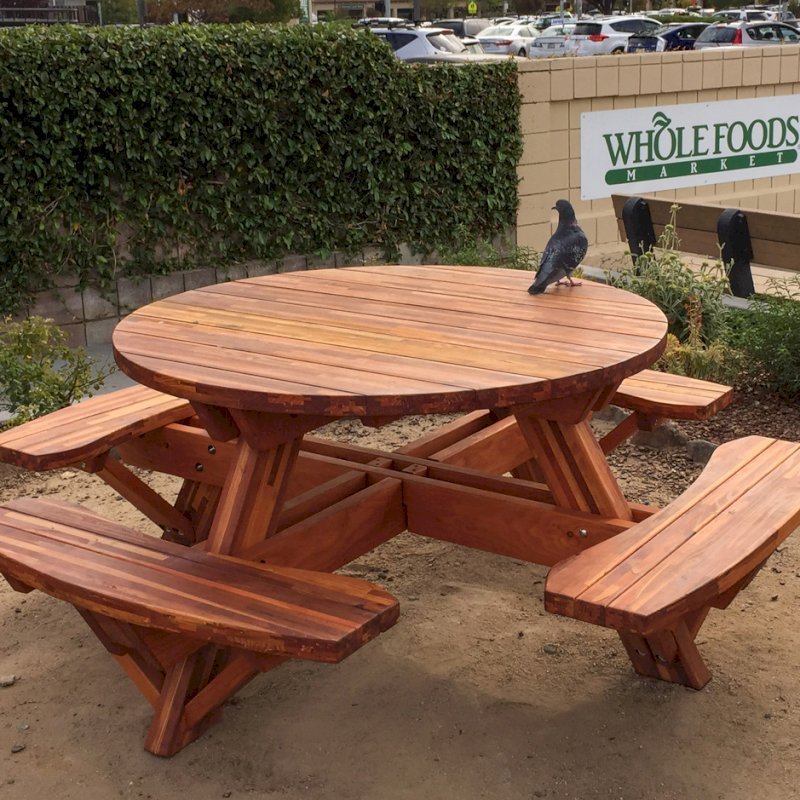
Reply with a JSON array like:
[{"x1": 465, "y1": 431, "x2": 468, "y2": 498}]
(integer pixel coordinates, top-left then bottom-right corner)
[{"x1": 611, "y1": 194, "x2": 800, "y2": 273}]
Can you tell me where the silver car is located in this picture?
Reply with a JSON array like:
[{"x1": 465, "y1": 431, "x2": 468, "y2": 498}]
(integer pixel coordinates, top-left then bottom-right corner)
[
  {"x1": 694, "y1": 20, "x2": 800, "y2": 47},
  {"x1": 529, "y1": 23, "x2": 576, "y2": 58},
  {"x1": 478, "y1": 23, "x2": 539, "y2": 57}
]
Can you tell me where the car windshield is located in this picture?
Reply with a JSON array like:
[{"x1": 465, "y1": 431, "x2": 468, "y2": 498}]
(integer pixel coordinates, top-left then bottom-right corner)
[
  {"x1": 427, "y1": 32, "x2": 467, "y2": 52},
  {"x1": 572, "y1": 22, "x2": 601, "y2": 35},
  {"x1": 699, "y1": 25, "x2": 737, "y2": 41}
]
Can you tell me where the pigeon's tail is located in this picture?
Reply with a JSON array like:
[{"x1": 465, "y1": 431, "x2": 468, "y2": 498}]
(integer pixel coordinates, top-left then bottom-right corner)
[{"x1": 527, "y1": 280, "x2": 546, "y2": 295}]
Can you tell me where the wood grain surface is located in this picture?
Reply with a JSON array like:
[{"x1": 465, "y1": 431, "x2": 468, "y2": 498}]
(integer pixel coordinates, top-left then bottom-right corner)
[{"x1": 112, "y1": 266, "x2": 668, "y2": 417}]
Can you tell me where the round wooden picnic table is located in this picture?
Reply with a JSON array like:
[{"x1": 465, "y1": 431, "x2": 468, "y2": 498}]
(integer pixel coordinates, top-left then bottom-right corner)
[{"x1": 113, "y1": 264, "x2": 668, "y2": 418}]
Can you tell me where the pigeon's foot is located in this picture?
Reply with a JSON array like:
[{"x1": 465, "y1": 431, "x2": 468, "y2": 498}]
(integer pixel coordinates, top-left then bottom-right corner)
[{"x1": 555, "y1": 278, "x2": 582, "y2": 287}]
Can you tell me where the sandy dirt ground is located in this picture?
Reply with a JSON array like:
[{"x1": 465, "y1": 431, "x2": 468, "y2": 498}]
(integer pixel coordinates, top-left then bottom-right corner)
[{"x1": 1, "y1": 408, "x2": 799, "y2": 800}]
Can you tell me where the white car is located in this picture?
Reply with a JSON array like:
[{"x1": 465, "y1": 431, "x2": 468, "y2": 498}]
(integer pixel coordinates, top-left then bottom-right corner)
[
  {"x1": 564, "y1": 15, "x2": 661, "y2": 55},
  {"x1": 478, "y1": 23, "x2": 539, "y2": 56},
  {"x1": 529, "y1": 23, "x2": 576, "y2": 57},
  {"x1": 366, "y1": 24, "x2": 504, "y2": 63}
]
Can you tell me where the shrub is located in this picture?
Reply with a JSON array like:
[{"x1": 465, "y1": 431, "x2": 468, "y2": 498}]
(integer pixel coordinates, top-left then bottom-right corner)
[
  {"x1": 0, "y1": 317, "x2": 115, "y2": 428},
  {"x1": 437, "y1": 231, "x2": 538, "y2": 271},
  {"x1": 724, "y1": 278, "x2": 800, "y2": 399},
  {"x1": 607, "y1": 206, "x2": 730, "y2": 345},
  {"x1": 0, "y1": 25, "x2": 521, "y2": 316}
]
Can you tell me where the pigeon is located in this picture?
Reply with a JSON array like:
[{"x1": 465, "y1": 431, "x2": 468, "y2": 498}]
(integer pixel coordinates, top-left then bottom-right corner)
[{"x1": 527, "y1": 199, "x2": 588, "y2": 295}]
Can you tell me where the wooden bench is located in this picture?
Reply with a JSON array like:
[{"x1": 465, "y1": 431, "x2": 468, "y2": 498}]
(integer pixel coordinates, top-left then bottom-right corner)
[
  {"x1": 0, "y1": 496, "x2": 399, "y2": 756},
  {"x1": 545, "y1": 436, "x2": 800, "y2": 690},
  {"x1": 612, "y1": 193, "x2": 800, "y2": 297}
]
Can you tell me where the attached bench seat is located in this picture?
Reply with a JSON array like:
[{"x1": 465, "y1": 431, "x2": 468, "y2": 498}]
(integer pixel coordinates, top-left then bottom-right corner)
[
  {"x1": 0, "y1": 497, "x2": 399, "y2": 754},
  {"x1": 545, "y1": 436, "x2": 800, "y2": 689},
  {"x1": 0, "y1": 384, "x2": 194, "y2": 471}
]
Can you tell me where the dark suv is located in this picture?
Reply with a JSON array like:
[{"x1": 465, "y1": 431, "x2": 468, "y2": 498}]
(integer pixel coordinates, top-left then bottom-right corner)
[{"x1": 432, "y1": 18, "x2": 492, "y2": 38}]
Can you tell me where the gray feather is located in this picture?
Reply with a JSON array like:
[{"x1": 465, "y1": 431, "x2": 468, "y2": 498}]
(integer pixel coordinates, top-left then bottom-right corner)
[{"x1": 528, "y1": 199, "x2": 588, "y2": 295}]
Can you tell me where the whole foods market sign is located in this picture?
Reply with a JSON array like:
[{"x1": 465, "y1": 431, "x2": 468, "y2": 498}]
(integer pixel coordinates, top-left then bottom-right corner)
[{"x1": 580, "y1": 96, "x2": 800, "y2": 200}]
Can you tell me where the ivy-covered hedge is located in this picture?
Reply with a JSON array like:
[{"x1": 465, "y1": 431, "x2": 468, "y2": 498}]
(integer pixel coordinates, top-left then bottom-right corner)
[{"x1": 0, "y1": 24, "x2": 521, "y2": 315}]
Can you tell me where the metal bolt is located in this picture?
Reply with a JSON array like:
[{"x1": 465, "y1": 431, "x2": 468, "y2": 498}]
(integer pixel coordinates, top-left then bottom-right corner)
[
  {"x1": 207, "y1": 445, "x2": 216, "y2": 455},
  {"x1": 194, "y1": 463, "x2": 204, "y2": 472},
  {"x1": 578, "y1": 529, "x2": 588, "y2": 538}
]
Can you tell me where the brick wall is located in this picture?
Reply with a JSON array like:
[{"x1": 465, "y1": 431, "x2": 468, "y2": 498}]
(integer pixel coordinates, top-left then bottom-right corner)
[{"x1": 516, "y1": 47, "x2": 800, "y2": 263}]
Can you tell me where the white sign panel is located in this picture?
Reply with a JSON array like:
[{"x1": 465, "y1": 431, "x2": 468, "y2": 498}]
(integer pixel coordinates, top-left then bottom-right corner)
[{"x1": 580, "y1": 95, "x2": 800, "y2": 200}]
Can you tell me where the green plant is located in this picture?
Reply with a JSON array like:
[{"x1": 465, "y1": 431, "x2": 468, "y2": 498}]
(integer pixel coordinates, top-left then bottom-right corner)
[
  {"x1": 0, "y1": 316, "x2": 116, "y2": 428},
  {"x1": 656, "y1": 297, "x2": 742, "y2": 384},
  {"x1": 0, "y1": 25, "x2": 522, "y2": 316},
  {"x1": 437, "y1": 231, "x2": 538, "y2": 271},
  {"x1": 607, "y1": 205, "x2": 730, "y2": 345},
  {"x1": 724, "y1": 277, "x2": 800, "y2": 399}
]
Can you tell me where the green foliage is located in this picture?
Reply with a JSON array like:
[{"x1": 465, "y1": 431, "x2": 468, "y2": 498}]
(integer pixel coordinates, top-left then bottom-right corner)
[
  {"x1": 724, "y1": 278, "x2": 800, "y2": 399},
  {"x1": 437, "y1": 230, "x2": 538, "y2": 271},
  {"x1": 0, "y1": 25, "x2": 522, "y2": 316},
  {"x1": 0, "y1": 317, "x2": 116, "y2": 428},
  {"x1": 607, "y1": 206, "x2": 730, "y2": 345},
  {"x1": 102, "y1": 0, "x2": 139, "y2": 24}
]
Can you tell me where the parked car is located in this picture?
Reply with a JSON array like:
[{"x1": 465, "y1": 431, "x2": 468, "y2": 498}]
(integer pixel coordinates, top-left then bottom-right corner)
[
  {"x1": 431, "y1": 18, "x2": 492, "y2": 38},
  {"x1": 564, "y1": 15, "x2": 661, "y2": 55},
  {"x1": 694, "y1": 19, "x2": 800, "y2": 47},
  {"x1": 626, "y1": 21, "x2": 710, "y2": 51},
  {"x1": 712, "y1": 7, "x2": 769, "y2": 21},
  {"x1": 365, "y1": 24, "x2": 503, "y2": 63},
  {"x1": 529, "y1": 23, "x2": 576, "y2": 57},
  {"x1": 478, "y1": 22, "x2": 539, "y2": 56},
  {"x1": 533, "y1": 12, "x2": 574, "y2": 31}
]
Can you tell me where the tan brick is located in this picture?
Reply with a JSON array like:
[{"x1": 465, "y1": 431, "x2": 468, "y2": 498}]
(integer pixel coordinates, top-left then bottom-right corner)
[
  {"x1": 613, "y1": 95, "x2": 636, "y2": 109},
  {"x1": 520, "y1": 102, "x2": 552, "y2": 134},
  {"x1": 701, "y1": 55, "x2": 723, "y2": 89},
  {"x1": 755, "y1": 84, "x2": 775, "y2": 97},
  {"x1": 547, "y1": 159, "x2": 570, "y2": 193},
  {"x1": 697, "y1": 89, "x2": 718, "y2": 102},
  {"x1": 550, "y1": 68, "x2": 574, "y2": 101},
  {"x1": 635, "y1": 94, "x2": 658, "y2": 109},
  {"x1": 569, "y1": 156, "x2": 581, "y2": 190},
  {"x1": 595, "y1": 65, "x2": 620, "y2": 97},
  {"x1": 574, "y1": 64, "x2": 597, "y2": 98},
  {"x1": 521, "y1": 131, "x2": 550, "y2": 165},
  {"x1": 549, "y1": 130, "x2": 569, "y2": 161},
  {"x1": 518, "y1": 191, "x2": 554, "y2": 224},
  {"x1": 518, "y1": 70, "x2": 551, "y2": 103},
  {"x1": 722, "y1": 53, "x2": 743, "y2": 87},
  {"x1": 762, "y1": 51, "x2": 781, "y2": 84},
  {"x1": 640, "y1": 62, "x2": 662, "y2": 95},
  {"x1": 595, "y1": 211, "x2": 620, "y2": 245},
  {"x1": 680, "y1": 59, "x2": 702, "y2": 91},
  {"x1": 618, "y1": 63, "x2": 640, "y2": 95},
  {"x1": 550, "y1": 102, "x2": 569, "y2": 131},
  {"x1": 717, "y1": 88, "x2": 738, "y2": 101},
  {"x1": 569, "y1": 129, "x2": 581, "y2": 159},
  {"x1": 569, "y1": 98, "x2": 592, "y2": 130},
  {"x1": 661, "y1": 61, "x2": 682, "y2": 93},
  {"x1": 518, "y1": 164, "x2": 548, "y2": 198},
  {"x1": 516, "y1": 222, "x2": 553, "y2": 250},
  {"x1": 742, "y1": 51, "x2": 762, "y2": 86},
  {"x1": 590, "y1": 96, "x2": 614, "y2": 111}
]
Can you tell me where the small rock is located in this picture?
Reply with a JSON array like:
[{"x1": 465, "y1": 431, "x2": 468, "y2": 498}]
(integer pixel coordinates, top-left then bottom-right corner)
[
  {"x1": 222, "y1": 793, "x2": 232, "y2": 799},
  {"x1": 16, "y1": 723, "x2": 29, "y2": 732},
  {"x1": 61, "y1": 470, "x2": 78, "y2": 479},
  {"x1": 631, "y1": 422, "x2": 689, "y2": 450},
  {"x1": 771, "y1": 595, "x2": 779, "y2": 602},
  {"x1": 543, "y1": 644, "x2": 559, "y2": 655},
  {"x1": 686, "y1": 439, "x2": 718, "y2": 465},
  {"x1": 10, "y1": 744, "x2": 25, "y2": 754},
  {"x1": 593, "y1": 405, "x2": 628, "y2": 424},
  {"x1": 0, "y1": 675, "x2": 16, "y2": 687}
]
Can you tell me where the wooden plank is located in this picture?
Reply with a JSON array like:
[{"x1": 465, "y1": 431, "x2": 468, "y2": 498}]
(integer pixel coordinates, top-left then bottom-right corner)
[
  {"x1": 0, "y1": 385, "x2": 193, "y2": 471},
  {"x1": 0, "y1": 498, "x2": 400, "y2": 663},
  {"x1": 545, "y1": 437, "x2": 800, "y2": 636}
]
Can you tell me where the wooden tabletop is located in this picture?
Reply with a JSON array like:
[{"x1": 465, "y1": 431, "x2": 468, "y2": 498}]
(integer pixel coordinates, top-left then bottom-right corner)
[{"x1": 113, "y1": 265, "x2": 668, "y2": 417}]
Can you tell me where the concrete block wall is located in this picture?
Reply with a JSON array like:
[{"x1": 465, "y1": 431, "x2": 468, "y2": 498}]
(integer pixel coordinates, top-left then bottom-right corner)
[
  {"x1": 26, "y1": 250, "x2": 400, "y2": 348},
  {"x1": 516, "y1": 47, "x2": 800, "y2": 263}
]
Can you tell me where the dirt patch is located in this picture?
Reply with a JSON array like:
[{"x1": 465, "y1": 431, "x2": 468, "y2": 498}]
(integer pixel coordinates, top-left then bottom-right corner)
[{"x1": 1, "y1": 394, "x2": 799, "y2": 800}]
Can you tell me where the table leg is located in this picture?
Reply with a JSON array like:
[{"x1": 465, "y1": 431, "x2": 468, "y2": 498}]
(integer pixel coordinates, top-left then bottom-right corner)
[{"x1": 514, "y1": 405, "x2": 633, "y2": 522}]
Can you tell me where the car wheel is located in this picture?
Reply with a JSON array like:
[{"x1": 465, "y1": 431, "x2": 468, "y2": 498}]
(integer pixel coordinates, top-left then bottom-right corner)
[
  {"x1": 518, "y1": 47, "x2": 527, "y2": 56},
  {"x1": 611, "y1": 47, "x2": 625, "y2": 54}
]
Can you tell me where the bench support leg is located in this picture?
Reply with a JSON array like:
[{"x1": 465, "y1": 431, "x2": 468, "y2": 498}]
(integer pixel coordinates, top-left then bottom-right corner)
[{"x1": 618, "y1": 609, "x2": 712, "y2": 690}]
